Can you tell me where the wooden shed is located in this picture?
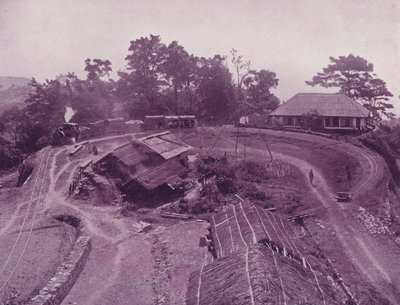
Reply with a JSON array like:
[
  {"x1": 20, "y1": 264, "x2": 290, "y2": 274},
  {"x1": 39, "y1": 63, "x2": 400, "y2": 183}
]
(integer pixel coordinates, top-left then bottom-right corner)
[{"x1": 93, "y1": 131, "x2": 192, "y2": 201}]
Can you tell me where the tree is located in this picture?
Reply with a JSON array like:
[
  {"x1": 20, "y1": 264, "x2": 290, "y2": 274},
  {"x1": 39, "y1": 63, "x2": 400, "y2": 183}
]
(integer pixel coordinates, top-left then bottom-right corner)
[
  {"x1": 0, "y1": 106, "x2": 26, "y2": 145},
  {"x1": 243, "y1": 69, "x2": 280, "y2": 113},
  {"x1": 230, "y1": 49, "x2": 251, "y2": 102},
  {"x1": 162, "y1": 41, "x2": 191, "y2": 114},
  {"x1": 116, "y1": 35, "x2": 170, "y2": 117},
  {"x1": 24, "y1": 78, "x2": 66, "y2": 129},
  {"x1": 84, "y1": 58, "x2": 112, "y2": 82},
  {"x1": 73, "y1": 59, "x2": 116, "y2": 122},
  {"x1": 197, "y1": 55, "x2": 235, "y2": 124},
  {"x1": 125, "y1": 35, "x2": 167, "y2": 102},
  {"x1": 0, "y1": 136, "x2": 22, "y2": 170},
  {"x1": 306, "y1": 54, "x2": 393, "y2": 120}
]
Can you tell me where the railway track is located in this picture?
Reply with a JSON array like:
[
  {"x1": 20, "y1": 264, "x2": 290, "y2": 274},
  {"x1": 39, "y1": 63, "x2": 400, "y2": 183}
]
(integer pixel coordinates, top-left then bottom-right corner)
[
  {"x1": 347, "y1": 145, "x2": 380, "y2": 193},
  {"x1": 0, "y1": 147, "x2": 53, "y2": 295}
]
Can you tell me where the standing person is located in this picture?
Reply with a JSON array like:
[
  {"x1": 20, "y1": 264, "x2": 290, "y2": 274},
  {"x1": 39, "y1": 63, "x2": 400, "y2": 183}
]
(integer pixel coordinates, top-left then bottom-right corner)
[
  {"x1": 345, "y1": 165, "x2": 351, "y2": 180},
  {"x1": 92, "y1": 145, "x2": 98, "y2": 155},
  {"x1": 309, "y1": 169, "x2": 314, "y2": 185}
]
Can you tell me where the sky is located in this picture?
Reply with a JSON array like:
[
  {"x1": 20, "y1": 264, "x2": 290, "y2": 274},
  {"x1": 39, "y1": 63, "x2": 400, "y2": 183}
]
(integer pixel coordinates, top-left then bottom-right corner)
[{"x1": 0, "y1": 0, "x2": 399, "y2": 113}]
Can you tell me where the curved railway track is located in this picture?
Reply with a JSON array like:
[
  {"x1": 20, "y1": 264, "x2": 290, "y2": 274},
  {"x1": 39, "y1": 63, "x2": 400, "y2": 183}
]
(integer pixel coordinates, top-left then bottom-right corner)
[
  {"x1": 347, "y1": 145, "x2": 381, "y2": 193},
  {"x1": 0, "y1": 147, "x2": 53, "y2": 294}
]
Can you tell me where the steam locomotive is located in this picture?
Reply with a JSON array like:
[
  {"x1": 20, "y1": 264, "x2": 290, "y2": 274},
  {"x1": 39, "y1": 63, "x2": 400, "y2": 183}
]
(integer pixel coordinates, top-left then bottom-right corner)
[
  {"x1": 51, "y1": 118, "x2": 142, "y2": 146},
  {"x1": 51, "y1": 115, "x2": 196, "y2": 146},
  {"x1": 51, "y1": 123, "x2": 91, "y2": 145}
]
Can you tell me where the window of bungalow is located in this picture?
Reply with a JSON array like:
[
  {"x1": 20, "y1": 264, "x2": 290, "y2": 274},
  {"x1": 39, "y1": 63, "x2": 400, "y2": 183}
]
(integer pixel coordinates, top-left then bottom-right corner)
[
  {"x1": 325, "y1": 117, "x2": 332, "y2": 127},
  {"x1": 287, "y1": 116, "x2": 293, "y2": 126},
  {"x1": 332, "y1": 117, "x2": 339, "y2": 127},
  {"x1": 343, "y1": 118, "x2": 351, "y2": 127}
]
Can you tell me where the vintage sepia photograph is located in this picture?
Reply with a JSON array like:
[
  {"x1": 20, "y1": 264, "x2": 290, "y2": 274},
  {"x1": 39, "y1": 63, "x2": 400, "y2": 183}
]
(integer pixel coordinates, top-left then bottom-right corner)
[{"x1": 0, "y1": 0, "x2": 399, "y2": 304}]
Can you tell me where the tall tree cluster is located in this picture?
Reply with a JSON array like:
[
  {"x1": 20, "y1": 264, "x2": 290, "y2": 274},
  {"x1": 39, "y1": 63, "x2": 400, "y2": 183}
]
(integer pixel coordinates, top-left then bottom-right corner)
[
  {"x1": 0, "y1": 34, "x2": 282, "y2": 170},
  {"x1": 116, "y1": 35, "x2": 239, "y2": 121}
]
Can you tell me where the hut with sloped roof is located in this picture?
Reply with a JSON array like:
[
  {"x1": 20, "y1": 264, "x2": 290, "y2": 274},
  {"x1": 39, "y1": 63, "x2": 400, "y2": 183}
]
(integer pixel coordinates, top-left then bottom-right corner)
[
  {"x1": 186, "y1": 200, "x2": 345, "y2": 305},
  {"x1": 186, "y1": 243, "x2": 342, "y2": 305},
  {"x1": 93, "y1": 131, "x2": 191, "y2": 202},
  {"x1": 210, "y1": 200, "x2": 305, "y2": 262},
  {"x1": 269, "y1": 93, "x2": 370, "y2": 131}
]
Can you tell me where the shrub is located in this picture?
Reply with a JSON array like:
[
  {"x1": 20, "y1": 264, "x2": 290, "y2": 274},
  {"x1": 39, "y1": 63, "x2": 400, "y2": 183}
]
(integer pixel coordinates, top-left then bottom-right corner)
[
  {"x1": 232, "y1": 160, "x2": 270, "y2": 182},
  {"x1": 299, "y1": 111, "x2": 323, "y2": 131},
  {"x1": 0, "y1": 138, "x2": 23, "y2": 170},
  {"x1": 236, "y1": 181, "x2": 266, "y2": 201},
  {"x1": 216, "y1": 176, "x2": 237, "y2": 194},
  {"x1": 360, "y1": 130, "x2": 400, "y2": 182},
  {"x1": 269, "y1": 117, "x2": 283, "y2": 129}
]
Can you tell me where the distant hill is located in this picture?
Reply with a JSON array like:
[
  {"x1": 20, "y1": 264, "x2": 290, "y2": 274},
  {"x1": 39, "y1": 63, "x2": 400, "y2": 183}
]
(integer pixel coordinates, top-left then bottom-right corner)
[
  {"x1": 0, "y1": 76, "x2": 31, "y2": 90},
  {"x1": 0, "y1": 76, "x2": 32, "y2": 113},
  {"x1": 381, "y1": 118, "x2": 400, "y2": 128}
]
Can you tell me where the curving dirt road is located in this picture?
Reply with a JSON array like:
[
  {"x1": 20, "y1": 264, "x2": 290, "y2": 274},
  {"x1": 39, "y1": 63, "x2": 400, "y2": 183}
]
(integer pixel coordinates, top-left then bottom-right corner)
[
  {"x1": 38, "y1": 134, "x2": 210, "y2": 305},
  {"x1": 206, "y1": 128, "x2": 400, "y2": 304}
]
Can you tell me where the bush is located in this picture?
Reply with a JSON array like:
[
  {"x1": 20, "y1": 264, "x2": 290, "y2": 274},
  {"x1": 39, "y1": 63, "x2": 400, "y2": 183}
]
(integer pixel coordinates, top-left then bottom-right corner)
[
  {"x1": 236, "y1": 181, "x2": 266, "y2": 201},
  {"x1": 232, "y1": 160, "x2": 270, "y2": 182},
  {"x1": 269, "y1": 117, "x2": 283, "y2": 129},
  {"x1": 195, "y1": 156, "x2": 218, "y2": 174},
  {"x1": 299, "y1": 111, "x2": 323, "y2": 131},
  {"x1": 216, "y1": 176, "x2": 237, "y2": 194},
  {"x1": 0, "y1": 138, "x2": 23, "y2": 170},
  {"x1": 360, "y1": 129, "x2": 400, "y2": 182}
]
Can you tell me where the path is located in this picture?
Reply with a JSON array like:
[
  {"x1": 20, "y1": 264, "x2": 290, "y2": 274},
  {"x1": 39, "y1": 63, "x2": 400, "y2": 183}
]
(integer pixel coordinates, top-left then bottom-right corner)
[{"x1": 210, "y1": 130, "x2": 400, "y2": 304}]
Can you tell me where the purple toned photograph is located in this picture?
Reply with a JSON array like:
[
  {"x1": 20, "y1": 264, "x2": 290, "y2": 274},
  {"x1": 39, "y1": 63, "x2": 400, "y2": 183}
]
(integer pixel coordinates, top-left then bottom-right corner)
[{"x1": 0, "y1": 1, "x2": 399, "y2": 304}]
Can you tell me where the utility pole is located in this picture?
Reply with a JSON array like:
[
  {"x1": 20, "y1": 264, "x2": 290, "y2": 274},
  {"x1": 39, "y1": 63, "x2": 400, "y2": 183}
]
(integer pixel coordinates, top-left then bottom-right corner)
[
  {"x1": 235, "y1": 125, "x2": 240, "y2": 154},
  {"x1": 243, "y1": 124, "x2": 247, "y2": 160}
]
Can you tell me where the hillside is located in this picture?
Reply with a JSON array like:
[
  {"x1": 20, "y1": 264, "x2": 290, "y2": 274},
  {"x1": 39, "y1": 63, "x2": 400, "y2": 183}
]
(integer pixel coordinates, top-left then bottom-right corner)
[
  {"x1": 1, "y1": 128, "x2": 400, "y2": 304},
  {"x1": 0, "y1": 76, "x2": 31, "y2": 113},
  {"x1": 0, "y1": 76, "x2": 30, "y2": 90}
]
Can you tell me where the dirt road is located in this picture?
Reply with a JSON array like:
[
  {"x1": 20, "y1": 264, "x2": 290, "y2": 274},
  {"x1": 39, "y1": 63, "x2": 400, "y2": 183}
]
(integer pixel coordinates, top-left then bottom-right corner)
[
  {"x1": 40, "y1": 134, "x2": 209, "y2": 305},
  {"x1": 2, "y1": 128, "x2": 399, "y2": 304},
  {"x1": 191, "y1": 127, "x2": 400, "y2": 304},
  {"x1": 0, "y1": 132, "x2": 209, "y2": 304}
]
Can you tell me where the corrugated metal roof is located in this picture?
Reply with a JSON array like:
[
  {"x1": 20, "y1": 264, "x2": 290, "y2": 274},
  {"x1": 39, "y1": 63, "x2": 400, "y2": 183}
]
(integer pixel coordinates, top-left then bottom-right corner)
[
  {"x1": 137, "y1": 131, "x2": 192, "y2": 159},
  {"x1": 133, "y1": 159, "x2": 189, "y2": 190},
  {"x1": 269, "y1": 93, "x2": 370, "y2": 117},
  {"x1": 111, "y1": 142, "x2": 158, "y2": 167}
]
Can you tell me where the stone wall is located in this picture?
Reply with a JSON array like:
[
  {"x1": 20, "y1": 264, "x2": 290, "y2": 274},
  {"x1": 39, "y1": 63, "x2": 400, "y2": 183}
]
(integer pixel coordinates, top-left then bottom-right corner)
[{"x1": 27, "y1": 215, "x2": 92, "y2": 305}]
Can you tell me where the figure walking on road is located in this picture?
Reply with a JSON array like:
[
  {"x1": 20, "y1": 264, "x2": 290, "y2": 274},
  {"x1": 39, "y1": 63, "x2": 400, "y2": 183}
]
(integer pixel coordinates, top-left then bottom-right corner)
[{"x1": 309, "y1": 169, "x2": 314, "y2": 185}]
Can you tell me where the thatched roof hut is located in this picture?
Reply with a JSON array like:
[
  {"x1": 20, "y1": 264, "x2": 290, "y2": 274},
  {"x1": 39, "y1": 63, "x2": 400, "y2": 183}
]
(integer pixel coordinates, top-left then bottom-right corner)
[
  {"x1": 186, "y1": 244, "x2": 341, "y2": 305},
  {"x1": 210, "y1": 200, "x2": 304, "y2": 262}
]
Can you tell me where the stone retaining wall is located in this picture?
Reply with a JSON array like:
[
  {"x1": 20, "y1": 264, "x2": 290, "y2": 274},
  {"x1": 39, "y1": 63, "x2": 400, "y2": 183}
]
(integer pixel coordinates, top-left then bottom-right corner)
[{"x1": 27, "y1": 216, "x2": 92, "y2": 305}]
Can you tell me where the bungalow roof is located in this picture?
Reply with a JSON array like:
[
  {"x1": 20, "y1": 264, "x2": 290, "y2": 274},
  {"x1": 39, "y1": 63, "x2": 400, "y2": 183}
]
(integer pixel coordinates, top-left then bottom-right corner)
[{"x1": 269, "y1": 93, "x2": 370, "y2": 118}]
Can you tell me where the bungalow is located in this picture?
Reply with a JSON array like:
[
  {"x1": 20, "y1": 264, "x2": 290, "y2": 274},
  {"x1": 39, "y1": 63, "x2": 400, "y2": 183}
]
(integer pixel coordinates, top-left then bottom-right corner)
[{"x1": 269, "y1": 93, "x2": 370, "y2": 131}]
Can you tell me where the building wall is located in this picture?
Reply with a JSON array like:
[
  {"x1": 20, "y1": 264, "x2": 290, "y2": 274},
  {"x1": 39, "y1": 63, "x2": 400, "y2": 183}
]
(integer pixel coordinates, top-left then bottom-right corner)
[
  {"x1": 271, "y1": 115, "x2": 366, "y2": 130},
  {"x1": 323, "y1": 116, "x2": 366, "y2": 130}
]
